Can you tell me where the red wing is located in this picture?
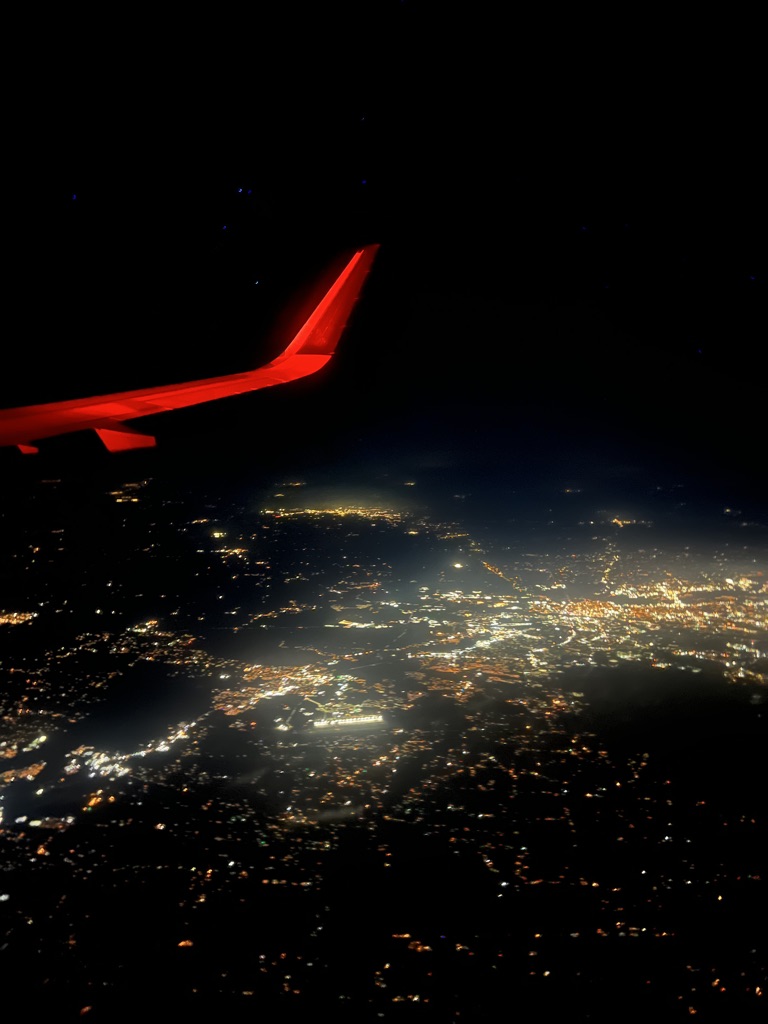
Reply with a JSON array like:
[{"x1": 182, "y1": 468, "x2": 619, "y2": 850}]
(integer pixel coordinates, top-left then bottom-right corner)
[{"x1": 0, "y1": 245, "x2": 379, "y2": 453}]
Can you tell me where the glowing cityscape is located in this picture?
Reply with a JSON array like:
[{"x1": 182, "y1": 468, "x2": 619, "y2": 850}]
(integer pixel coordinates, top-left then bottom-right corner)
[{"x1": 0, "y1": 475, "x2": 765, "y2": 1019}]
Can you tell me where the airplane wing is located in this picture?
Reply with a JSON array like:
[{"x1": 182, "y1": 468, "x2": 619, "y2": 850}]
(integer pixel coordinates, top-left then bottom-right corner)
[{"x1": 0, "y1": 245, "x2": 379, "y2": 453}]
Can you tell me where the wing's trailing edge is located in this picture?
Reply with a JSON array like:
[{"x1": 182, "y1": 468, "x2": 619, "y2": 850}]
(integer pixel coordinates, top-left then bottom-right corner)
[{"x1": 0, "y1": 245, "x2": 379, "y2": 453}]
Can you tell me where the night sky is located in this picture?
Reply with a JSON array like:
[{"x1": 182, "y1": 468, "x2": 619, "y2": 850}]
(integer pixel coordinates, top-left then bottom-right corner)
[{"x1": 5, "y1": 4, "x2": 765, "y2": 497}]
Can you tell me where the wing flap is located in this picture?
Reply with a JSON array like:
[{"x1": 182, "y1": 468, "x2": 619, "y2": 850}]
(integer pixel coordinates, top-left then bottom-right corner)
[{"x1": 94, "y1": 425, "x2": 157, "y2": 452}]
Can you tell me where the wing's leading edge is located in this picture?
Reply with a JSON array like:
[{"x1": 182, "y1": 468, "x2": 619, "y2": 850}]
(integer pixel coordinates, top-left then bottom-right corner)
[{"x1": 1, "y1": 245, "x2": 379, "y2": 453}]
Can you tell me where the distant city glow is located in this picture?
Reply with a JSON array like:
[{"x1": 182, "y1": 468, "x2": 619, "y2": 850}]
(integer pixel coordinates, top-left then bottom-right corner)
[{"x1": 0, "y1": 476, "x2": 764, "y2": 1017}]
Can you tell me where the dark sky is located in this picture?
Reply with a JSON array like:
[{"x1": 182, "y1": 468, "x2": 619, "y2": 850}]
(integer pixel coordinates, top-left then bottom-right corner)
[{"x1": 5, "y1": 4, "x2": 765, "y2": 498}]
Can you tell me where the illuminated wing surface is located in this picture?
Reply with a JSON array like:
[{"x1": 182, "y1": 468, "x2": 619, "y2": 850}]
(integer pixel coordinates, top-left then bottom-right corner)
[{"x1": 1, "y1": 245, "x2": 379, "y2": 453}]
